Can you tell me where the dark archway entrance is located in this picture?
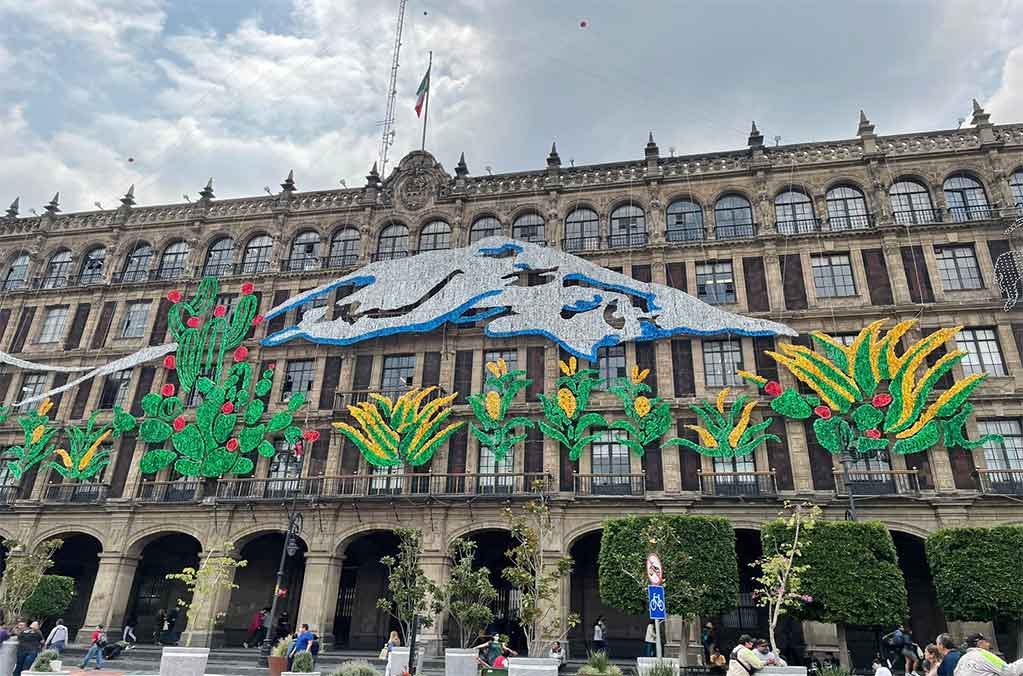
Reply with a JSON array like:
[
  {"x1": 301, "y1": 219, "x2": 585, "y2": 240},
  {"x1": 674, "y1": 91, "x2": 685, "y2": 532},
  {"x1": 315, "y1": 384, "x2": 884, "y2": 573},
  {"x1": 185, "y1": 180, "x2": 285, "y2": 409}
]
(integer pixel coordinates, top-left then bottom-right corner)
[
  {"x1": 893, "y1": 531, "x2": 946, "y2": 653},
  {"x1": 569, "y1": 530, "x2": 645, "y2": 659},
  {"x1": 49, "y1": 533, "x2": 103, "y2": 638},
  {"x1": 461, "y1": 530, "x2": 518, "y2": 650},
  {"x1": 225, "y1": 533, "x2": 308, "y2": 646},
  {"x1": 334, "y1": 531, "x2": 400, "y2": 649},
  {"x1": 127, "y1": 533, "x2": 201, "y2": 644}
]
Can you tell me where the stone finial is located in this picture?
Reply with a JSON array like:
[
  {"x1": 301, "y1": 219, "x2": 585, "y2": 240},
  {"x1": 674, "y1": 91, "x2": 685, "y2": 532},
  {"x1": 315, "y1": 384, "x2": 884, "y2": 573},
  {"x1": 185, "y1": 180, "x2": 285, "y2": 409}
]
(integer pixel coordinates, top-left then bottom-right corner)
[
  {"x1": 199, "y1": 178, "x2": 215, "y2": 201},
  {"x1": 547, "y1": 141, "x2": 561, "y2": 168},
  {"x1": 748, "y1": 121, "x2": 764, "y2": 148},
  {"x1": 45, "y1": 192, "x2": 60, "y2": 215},
  {"x1": 857, "y1": 109, "x2": 875, "y2": 136},
  {"x1": 971, "y1": 98, "x2": 991, "y2": 127},
  {"x1": 6, "y1": 197, "x2": 18, "y2": 219},
  {"x1": 455, "y1": 152, "x2": 469, "y2": 177},
  {"x1": 281, "y1": 170, "x2": 296, "y2": 192},
  {"x1": 645, "y1": 131, "x2": 659, "y2": 158},
  {"x1": 366, "y1": 161, "x2": 381, "y2": 186},
  {"x1": 120, "y1": 184, "x2": 136, "y2": 208}
]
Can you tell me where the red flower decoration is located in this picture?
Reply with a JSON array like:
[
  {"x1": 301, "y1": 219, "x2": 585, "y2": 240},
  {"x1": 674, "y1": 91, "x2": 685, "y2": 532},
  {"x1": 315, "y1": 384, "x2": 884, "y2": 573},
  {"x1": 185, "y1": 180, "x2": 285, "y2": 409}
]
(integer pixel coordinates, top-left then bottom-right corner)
[
  {"x1": 764, "y1": 381, "x2": 782, "y2": 397},
  {"x1": 226, "y1": 438, "x2": 239, "y2": 452},
  {"x1": 168, "y1": 290, "x2": 182, "y2": 303},
  {"x1": 172, "y1": 416, "x2": 186, "y2": 432},
  {"x1": 213, "y1": 305, "x2": 227, "y2": 318},
  {"x1": 865, "y1": 428, "x2": 882, "y2": 439},
  {"x1": 163, "y1": 355, "x2": 176, "y2": 370},
  {"x1": 186, "y1": 316, "x2": 201, "y2": 328},
  {"x1": 252, "y1": 315, "x2": 264, "y2": 326},
  {"x1": 233, "y1": 346, "x2": 249, "y2": 362},
  {"x1": 221, "y1": 402, "x2": 235, "y2": 414},
  {"x1": 241, "y1": 282, "x2": 255, "y2": 295},
  {"x1": 871, "y1": 393, "x2": 893, "y2": 408},
  {"x1": 302, "y1": 430, "x2": 320, "y2": 442},
  {"x1": 267, "y1": 362, "x2": 276, "y2": 370},
  {"x1": 294, "y1": 441, "x2": 304, "y2": 456},
  {"x1": 813, "y1": 405, "x2": 832, "y2": 419},
  {"x1": 161, "y1": 383, "x2": 175, "y2": 397}
]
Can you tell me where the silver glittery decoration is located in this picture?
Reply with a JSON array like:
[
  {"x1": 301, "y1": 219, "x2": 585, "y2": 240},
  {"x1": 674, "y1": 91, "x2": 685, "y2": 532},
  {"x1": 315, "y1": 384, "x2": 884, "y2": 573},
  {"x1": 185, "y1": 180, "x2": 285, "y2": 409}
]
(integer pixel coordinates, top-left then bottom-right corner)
[
  {"x1": 0, "y1": 352, "x2": 93, "y2": 373},
  {"x1": 996, "y1": 250, "x2": 1023, "y2": 311},
  {"x1": 263, "y1": 237, "x2": 796, "y2": 359}
]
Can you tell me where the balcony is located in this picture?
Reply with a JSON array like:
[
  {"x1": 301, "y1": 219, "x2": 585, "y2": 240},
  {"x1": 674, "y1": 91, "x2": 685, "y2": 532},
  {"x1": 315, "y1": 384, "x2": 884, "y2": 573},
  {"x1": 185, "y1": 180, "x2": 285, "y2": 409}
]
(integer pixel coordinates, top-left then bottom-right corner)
[
  {"x1": 574, "y1": 473, "x2": 645, "y2": 497},
  {"x1": 372, "y1": 250, "x2": 410, "y2": 262},
  {"x1": 665, "y1": 226, "x2": 705, "y2": 243},
  {"x1": 281, "y1": 256, "x2": 321, "y2": 272},
  {"x1": 32, "y1": 275, "x2": 72, "y2": 290},
  {"x1": 976, "y1": 468, "x2": 1023, "y2": 496},
  {"x1": 824, "y1": 213, "x2": 874, "y2": 231},
  {"x1": 948, "y1": 204, "x2": 994, "y2": 223},
  {"x1": 42, "y1": 483, "x2": 109, "y2": 504},
  {"x1": 0, "y1": 485, "x2": 17, "y2": 506},
  {"x1": 833, "y1": 469, "x2": 920, "y2": 497},
  {"x1": 214, "y1": 473, "x2": 553, "y2": 501},
  {"x1": 324, "y1": 253, "x2": 360, "y2": 270},
  {"x1": 561, "y1": 236, "x2": 601, "y2": 253},
  {"x1": 608, "y1": 232, "x2": 649, "y2": 249},
  {"x1": 893, "y1": 208, "x2": 944, "y2": 226},
  {"x1": 713, "y1": 222, "x2": 757, "y2": 240},
  {"x1": 238, "y1": 260, "x2": 272, "y2": 275},
  {"x1": 136, "y1": 479, "x2": 204, "y2": 503},
  {"x1": 335, "y1": 388, "x2": 413, "y2": 409},
  {"x1": 699, "y1": 471, "x2": 777, "y2": 497},
  {"x1": 776, "y1": 218, "x2": 821, "y2": 235}
]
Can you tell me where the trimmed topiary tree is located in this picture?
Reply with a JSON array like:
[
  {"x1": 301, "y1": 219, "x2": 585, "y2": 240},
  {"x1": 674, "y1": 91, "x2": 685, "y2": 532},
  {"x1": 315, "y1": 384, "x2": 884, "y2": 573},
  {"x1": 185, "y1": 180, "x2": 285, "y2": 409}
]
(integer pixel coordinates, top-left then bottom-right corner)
[
  {"x1": 761, "y1": 520, "x2": 907, "y2": 627},
  {"x1": 22, "y1": 575, "x2": 75, "y2": 624},
  {"x1": 925, "y1": 526, "x2": 1023, "y2": 623}
]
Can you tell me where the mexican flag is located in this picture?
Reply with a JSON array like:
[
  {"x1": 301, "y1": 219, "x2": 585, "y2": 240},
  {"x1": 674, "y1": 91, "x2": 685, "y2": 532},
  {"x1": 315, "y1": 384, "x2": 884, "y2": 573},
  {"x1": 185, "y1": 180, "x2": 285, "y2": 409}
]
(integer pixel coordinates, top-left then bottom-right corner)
[{"x1": 415, "y1": 66, "x2": 430, "y2": 117}]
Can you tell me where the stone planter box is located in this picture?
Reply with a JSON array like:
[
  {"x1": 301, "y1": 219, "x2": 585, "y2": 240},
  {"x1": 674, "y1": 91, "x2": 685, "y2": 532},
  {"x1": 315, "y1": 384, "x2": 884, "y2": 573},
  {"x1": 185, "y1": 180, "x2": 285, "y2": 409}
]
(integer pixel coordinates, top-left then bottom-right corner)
[
  {"x1": 23, "y1": 672, "x2": 70, "y2": 676},
  {"x1": 508, "y1": 657, "x2": 561, "y2": 676},
  {"x1": 761, "y1": 668, "x2": 807, "y2": 676},
  {"x1": 269, "y1": 654, "x2": 288, "y2": 676},
  {"x1": 159, "y1": 645, "x2": 211, "y2": 676},
  {"x1": 637, "y1": 657, "x2": 680, "y2": 676},
  {"x1": 283, "y1": 672, "x2": 321, "y2": 676},
  {"x1": 446, "y1": 647, "x2": 479, "y2": 676},
  {"x1": 387, "y1": 645, "x2": 425, "y2": 676},
  {"x1": 1, "y1": 638, "x2": 16, "y2": 676}
]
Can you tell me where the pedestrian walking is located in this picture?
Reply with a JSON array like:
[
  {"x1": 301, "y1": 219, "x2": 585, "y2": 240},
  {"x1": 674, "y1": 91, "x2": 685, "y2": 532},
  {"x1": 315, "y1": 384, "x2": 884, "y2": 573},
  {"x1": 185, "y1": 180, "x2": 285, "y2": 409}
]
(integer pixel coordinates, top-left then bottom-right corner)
[
  {"x1": 244, "y1": 607, "x2": 268, "y2": 648},
  {"x1": 288, "y1": 623, "x2": 317, "y2": 670},
  {"x1": 167, "y1": 607, "x2": 179, "y2": 644},
  {"x1": 728, "y1": 635, "x2": 765, "y2": 676},
  {"x1": 935, "y1": 634, "x2": 962, "y2": 676},
  {"x1": 592, "y1": 616, "x2": 606, "y2": 653},
  {"x1": 645, "y1": 622, "x2": 658, "y2": 657},
  {"x1": 14, "y1": 621, "x2": 43, "y2": 676},
  {"x1": 80, "y1": 624, "x2": 107, "y2": 670},
  {"x1": 44, "y1": 618, "x2": 68, "y2": 654},
  {"x1": 276, "y1": 610, "x2": 291, "y2": 640},
  {"x1": 155, "y1": 609, "x2": 167, "y2": 645},
  {"x1": 123, "y1": 612, "x2": 137, "y2": 644},
  {"x1": 924, "y1": 645, "x2": 942, "y2": 676},
  {"x1": 702, "y1": 622, "x2": 717, "y2": 664},
  {"x1": 954, "y1": 633, "x2": 1023, "y2": 676}
]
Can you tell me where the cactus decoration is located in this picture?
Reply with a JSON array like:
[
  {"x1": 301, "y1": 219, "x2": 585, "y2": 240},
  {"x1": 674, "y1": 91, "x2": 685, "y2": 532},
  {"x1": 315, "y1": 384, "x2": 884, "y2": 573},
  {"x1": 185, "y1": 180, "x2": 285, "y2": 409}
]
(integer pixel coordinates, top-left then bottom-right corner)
[
  {"x1": 537, "y1": 356, "x2": 608, "y2": 461},
  {"x1": 468, "y1": 359, "x2": 534, "y2": 462}
]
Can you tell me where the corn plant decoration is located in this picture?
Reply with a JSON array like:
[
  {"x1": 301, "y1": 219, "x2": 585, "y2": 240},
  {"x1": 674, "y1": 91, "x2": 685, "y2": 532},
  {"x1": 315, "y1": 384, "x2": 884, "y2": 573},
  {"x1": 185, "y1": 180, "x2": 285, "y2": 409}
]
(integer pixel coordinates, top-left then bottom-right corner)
[
  {"x1": 737, "y1": 319, "x2": 1001, "y2": 456},
  {"x1": 333, "y1": 386, "x2": 463, "y2": 467},
  {"x1": 537, "y1": 356, "x2": 607, "y2": 460},
  {"x1": 663, "y1": 387, "x2": 779, "y2": 457},
  {"x1": 468, "y1": 359, "x2": 533, "y2": 462},
  {"x1": 607, "y1": 366, "x2": 672, "y2": 455}
]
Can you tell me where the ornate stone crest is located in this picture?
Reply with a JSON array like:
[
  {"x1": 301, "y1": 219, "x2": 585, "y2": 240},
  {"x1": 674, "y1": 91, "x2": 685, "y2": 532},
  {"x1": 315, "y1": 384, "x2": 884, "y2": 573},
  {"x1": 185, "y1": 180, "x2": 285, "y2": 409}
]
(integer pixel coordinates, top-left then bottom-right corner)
[{"x1": 398, "y1": 170, "x2": 432, "y2": 211}]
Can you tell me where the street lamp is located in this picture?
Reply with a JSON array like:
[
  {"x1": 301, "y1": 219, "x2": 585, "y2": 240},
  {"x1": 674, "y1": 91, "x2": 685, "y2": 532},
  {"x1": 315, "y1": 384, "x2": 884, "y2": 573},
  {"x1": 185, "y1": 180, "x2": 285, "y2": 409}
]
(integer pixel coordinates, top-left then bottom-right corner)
[{"x1": 839, "y1": 446, "x2": 890, "y2": 522}]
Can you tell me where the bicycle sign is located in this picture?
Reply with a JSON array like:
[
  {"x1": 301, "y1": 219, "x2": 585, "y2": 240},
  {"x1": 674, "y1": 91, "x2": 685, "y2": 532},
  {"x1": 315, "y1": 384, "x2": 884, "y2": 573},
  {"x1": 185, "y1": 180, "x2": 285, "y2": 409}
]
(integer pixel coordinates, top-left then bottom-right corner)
[{"x1": 648, "y1": 585, "x2": 666, "y2": 620}]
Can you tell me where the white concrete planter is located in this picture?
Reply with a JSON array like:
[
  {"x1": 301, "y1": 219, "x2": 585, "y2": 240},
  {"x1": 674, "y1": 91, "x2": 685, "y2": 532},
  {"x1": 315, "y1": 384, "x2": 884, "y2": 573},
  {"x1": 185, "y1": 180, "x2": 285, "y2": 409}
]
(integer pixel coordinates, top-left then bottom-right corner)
[
  {"x1": 23, "y1": 672, "x2": 70, "y2": 676},
  {"x1": 761, "y1": 668, "x2": 807, "y2": 676},
  {"x1": 508, "y1": 657, "x2": 561, "y2": 676},
  {"x1": 0, "y1": 638, "x2": 17, "y2": 676},
  {"x1": 283, "y1": 672, "x2": 321, "y2": 676},
  {"x1": 387, "y1": 646, "x2": 425, "y2": 676},
  {"x1": 50, "y1": 660, "x2": 63, "y2": 672},
  {"x1": 637, "y1": 657, "x2": 680, "y2": 676},
  {"x1": 446, "y1": 648, "x2": 479, "y2": 676},
  {"x1": 159, "y1": 645, "x2": 211, "y2": 676}
]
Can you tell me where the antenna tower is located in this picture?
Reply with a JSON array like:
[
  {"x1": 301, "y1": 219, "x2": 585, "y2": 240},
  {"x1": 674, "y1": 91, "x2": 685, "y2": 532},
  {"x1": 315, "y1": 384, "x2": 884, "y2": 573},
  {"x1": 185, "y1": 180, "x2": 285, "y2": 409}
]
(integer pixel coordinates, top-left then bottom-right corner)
[{"x1": 378, "y1": 0, "x2": 408, "y2": 176}]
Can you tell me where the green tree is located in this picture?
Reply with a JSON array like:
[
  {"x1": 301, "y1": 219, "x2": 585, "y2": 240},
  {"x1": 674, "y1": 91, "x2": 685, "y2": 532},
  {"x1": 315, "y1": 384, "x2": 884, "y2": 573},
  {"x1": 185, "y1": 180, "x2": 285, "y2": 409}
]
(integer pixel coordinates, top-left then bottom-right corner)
[
  {"x1": 762, "y1": 520, "x2": 906, "y2": 627},
  {"x1": 378, "y1": 528, "x2": 434, "y2": 645},
  {"x1": 0, "y1": 538, "x2": 63, "y2": 622},
  {"x1": 926, "y1": 526, "x2": 1023, "y2": 623},
  {"x1": 431, "y1": 538, "x2": 497, "y2": 648},
  {"x1": 165, "y1": 550, "x2": 247, "y2": 647},
  {"x1": 503, "y1": 484, "x2": 578, "y2": 657},
  {"x1": 22, "y1": 575, "x2": 75, "y2": 623}
]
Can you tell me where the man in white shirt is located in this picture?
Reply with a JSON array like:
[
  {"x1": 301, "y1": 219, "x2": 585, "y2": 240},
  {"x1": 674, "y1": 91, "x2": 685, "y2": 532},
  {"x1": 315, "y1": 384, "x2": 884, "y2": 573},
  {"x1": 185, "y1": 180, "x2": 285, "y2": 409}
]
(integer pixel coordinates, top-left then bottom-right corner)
[
  {"x1": 44, "y1": 618, "x2": 68, "y2": 654},
  {"x1": 874, "y1": 656, "x2": 895, "y2": 676}
]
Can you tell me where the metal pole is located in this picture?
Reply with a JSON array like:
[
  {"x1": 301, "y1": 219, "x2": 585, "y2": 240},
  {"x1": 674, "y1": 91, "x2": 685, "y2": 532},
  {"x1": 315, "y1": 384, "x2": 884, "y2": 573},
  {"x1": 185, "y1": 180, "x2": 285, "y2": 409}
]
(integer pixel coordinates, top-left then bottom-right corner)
[
  {"x1": 259, "y1": 511, "x2": 296, "y2": 666},
  {"x1": 841, "y1": 452, "x2": 857, "y2": 521},
  {"x1": 421, "y1": 51, "x2": 432, "y2": 152},
  {"x1": 407, "y1": 614, "x2": 420, "y2": 676},
  {"x1": 655, "y1": 619, "x2": 662, "y2": 659}
]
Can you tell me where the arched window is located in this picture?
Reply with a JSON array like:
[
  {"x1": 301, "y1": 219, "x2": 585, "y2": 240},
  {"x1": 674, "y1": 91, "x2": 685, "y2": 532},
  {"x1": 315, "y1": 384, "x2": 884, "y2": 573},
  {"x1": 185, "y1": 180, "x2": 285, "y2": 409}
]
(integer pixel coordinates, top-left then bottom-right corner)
[
  {"x1": 512, "y1": 213, "x2": 545, "y2": 244},
  {"x1": 78, "y1": 246, "x2": 107, "y2": 285},
  {"x1": 889, "y1": 180, "x2": 936, "y2": 225},
  {"x1": 42, "y1": 250, "x2": 73, "y2": 289},
  {"x1": 714, "y1": 195, "x2": 755, "y2": 239},
  {"x1": 826, "y1": 186, "x2": 870, "y2": 230},
  {"x1": 118, "y1": 243, "x2": 153, "y2": 283},
  {"x1": 157, "y1": 241, "x2": 190, "y2": 280},
  {"x1": 4, "y1": 252, "x2": 29, "y2": 290},
  {"x1": 418, "y1": 221, "x2": 451, "y2": 252},
  {"x1": 1010, "y1": 170, "x2": 1023, "y2": 209},
  {"x1": 241, "y1": 235, "x2": 273, "y2": 274},
  {"x1": 564, "y1": 208, "x2": 599, "y2": 252},
  {"x1": 943, "y1": 174, "x2": 991, "y2": 222},
  {"x1": 287, "y1": 231, "x2": 321, "y2": 271},
  {"x1": 774, "y1": 191, "x2": 816, "y2": 234},
  {"x1": 376, "y1": 224, "x2": 409, "y2": 261},
  {"x1": 609, "y1": 204, "x2": 647, "y2": 248},
  {"x1": 469, "y1": 216, "x2": 501, "y2": 243},
  {"x1": 666, "y1": 199, "x2": 704, "y2": 242},
  {"x1": 328, "y1": 228, "x2": 360, "y2": 268},
  {"x1": 203, "y1": 237, "x2": 235, "y2": 276}
]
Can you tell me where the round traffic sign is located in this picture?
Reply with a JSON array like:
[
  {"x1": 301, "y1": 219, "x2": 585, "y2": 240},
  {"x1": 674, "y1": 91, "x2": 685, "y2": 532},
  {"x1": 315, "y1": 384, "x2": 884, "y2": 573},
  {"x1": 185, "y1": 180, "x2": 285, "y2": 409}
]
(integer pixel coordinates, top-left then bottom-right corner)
[{"x1": 646, "y1": 552, "x2": 663, "y2": 585}]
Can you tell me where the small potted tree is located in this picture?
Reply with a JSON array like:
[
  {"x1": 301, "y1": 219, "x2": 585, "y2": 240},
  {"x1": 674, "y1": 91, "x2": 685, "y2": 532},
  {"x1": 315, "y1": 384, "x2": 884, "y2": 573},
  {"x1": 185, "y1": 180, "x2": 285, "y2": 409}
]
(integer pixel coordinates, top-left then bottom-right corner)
[
  {"x1": 24, "y1": 649, "x2": 70, "y2": 676},
  {"x1": 432, "y1": 538, "x2": 497, "y2": 676},
  {"x1": 283, "y1": 650, "x2": 319, "y2": 676},
  {"x1": 378, "y1": 528, "x2": 433, "y2": 676},
  {"x1": 269, "y1": 636, "x2": 291, "y2": 676}
]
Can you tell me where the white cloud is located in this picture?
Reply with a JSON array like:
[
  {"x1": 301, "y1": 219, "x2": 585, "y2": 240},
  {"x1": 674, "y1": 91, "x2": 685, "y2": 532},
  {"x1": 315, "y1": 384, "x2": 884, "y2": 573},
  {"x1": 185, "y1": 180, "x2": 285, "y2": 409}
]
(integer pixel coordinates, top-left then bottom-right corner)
[{"x1": 988, "y1": 46, "x2": 1023, "y2": 123}]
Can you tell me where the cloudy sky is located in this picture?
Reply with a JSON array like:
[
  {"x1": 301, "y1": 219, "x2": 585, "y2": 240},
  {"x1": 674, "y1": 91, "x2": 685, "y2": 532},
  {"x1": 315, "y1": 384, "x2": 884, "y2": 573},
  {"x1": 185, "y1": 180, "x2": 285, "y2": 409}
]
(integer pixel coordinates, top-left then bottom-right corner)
[{"x1": 1, "y1": 0, "x2": 1021, "y2": 213}]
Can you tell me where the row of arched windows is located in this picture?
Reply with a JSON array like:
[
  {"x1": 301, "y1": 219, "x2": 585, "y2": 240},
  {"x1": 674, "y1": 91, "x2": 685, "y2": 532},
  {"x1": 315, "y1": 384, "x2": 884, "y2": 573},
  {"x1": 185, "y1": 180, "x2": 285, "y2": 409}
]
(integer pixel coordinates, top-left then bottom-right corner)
[{"x1": 3, "y1": 172, "x2": 1021, "y2": 291}]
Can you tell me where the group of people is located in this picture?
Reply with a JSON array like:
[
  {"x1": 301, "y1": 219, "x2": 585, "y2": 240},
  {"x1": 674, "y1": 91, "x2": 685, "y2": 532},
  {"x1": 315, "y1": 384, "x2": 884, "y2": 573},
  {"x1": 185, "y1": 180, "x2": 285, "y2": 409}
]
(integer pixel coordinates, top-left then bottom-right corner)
[
  {"x1": 0, "y1": 618, "x2": 110, "y2": 675},
  {"x1": 725, "y1": 634, "x2": 789, "y2": 676},
  {"x1": 471, "y1": 632, "x2": 520, "y2": 669},
  {"x1": 874, "y1": 632, "x2": 1023, "y2": 676}
]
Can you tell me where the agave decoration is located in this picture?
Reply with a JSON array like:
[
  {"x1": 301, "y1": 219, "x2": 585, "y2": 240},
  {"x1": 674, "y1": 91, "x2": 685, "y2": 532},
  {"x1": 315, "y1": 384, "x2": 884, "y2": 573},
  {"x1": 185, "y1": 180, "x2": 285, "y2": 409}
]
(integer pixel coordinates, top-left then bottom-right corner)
[
  {"x1": 663, "y1": 387, "x2": 779, "y2": 457},
  {"x1": 468, "y1": 359, "x2": 534, "y2": 462},
  {"x1": 737, "y1": 319, "x2": 1001, "y2": 456},
  {"x1": 333, "y1": 387, "x2": 464, "y2": 467}
]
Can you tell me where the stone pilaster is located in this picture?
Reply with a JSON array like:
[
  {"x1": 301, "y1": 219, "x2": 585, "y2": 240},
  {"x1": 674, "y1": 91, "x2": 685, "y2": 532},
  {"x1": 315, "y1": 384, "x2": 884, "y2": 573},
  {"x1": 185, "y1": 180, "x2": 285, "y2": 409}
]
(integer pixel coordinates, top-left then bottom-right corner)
[
  {"x1": 296, "y1": 553, "x2": 345, "y2": 646},
  {"x1": 76, "y1": 553, "x2": 139, "y2": 643}
]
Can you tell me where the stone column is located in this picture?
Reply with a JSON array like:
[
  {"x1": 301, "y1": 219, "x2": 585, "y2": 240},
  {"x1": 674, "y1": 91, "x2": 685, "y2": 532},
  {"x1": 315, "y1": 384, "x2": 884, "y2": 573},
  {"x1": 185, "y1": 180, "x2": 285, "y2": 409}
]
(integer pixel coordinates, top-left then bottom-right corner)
[
  {"x1": 178, "y1": 549, "x2": 241, "y2": 648},
  {"x1": 420, "y1": 553, "x2": 450, "y2": 655},
  {"x1": 296, "y1": 552, "x2": 344, "y2": 646},
  {"x1": 76, "y1": 553, "x2": 139, "y2": 643}
]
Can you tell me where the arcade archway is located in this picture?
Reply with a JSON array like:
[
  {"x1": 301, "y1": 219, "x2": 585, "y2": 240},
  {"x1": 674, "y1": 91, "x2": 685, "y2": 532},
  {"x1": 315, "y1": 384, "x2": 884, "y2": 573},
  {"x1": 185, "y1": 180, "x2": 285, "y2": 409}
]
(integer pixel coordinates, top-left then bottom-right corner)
[
  {"x1": 334, "y1": 530, "x2": 401, "y2": 649},
  {"x1": 460, "y1": 529, "x2": 518, "y2": 650},
  {"x1": 48, "y1": 533, "x2": 103, "y2": 638},
  {"x1": 225, "y1": 532, "x2": 308, "y2": 646},
  {"x1": 126, "y1": 533, "x2": 202, "y2": 644}
]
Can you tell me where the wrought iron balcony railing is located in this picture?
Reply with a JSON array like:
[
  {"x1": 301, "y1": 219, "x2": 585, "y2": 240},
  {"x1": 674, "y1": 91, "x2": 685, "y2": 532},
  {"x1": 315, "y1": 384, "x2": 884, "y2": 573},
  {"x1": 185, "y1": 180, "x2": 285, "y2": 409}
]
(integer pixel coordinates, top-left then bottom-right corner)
[
  {"x1": 824, "y1": 213, "x2": 874, "y2": 231},
  {"x1": 608, "y1": 232, "x2": 649, "y2": 249},
  {"x1": 324, "y1": 253, "x2": 360, "y2": 269},
  {"x1": 573, "y1": 473, "x2": 646, "y2": 497},
  {"x1": 699, "y1": 471, "x2": 777, "y2": 497},
  {"x1": 975, "y1": 468, "x2": 1023, "y2": 496},
  {"x1": 372, "y1": 250, "x2": 411, "y2": 262},
  {"x1": 893, "y1": 208, "x2": 944, "y2": 226},
  {"x1": 833, "y1": 469, "x2": 920, "y2": 497},
  {"x1": 136, "y1": 479, "x2": 205, "y2": 503},
  {"x1": 713, "y1": 222, "x2": 758, "y2": 240},
  {"x1": 212, "y1": 473, "x2": 553, "y2": 501},
  {"x1": 776, "y1": 218, "x2": 821, "y2": 235},
  {"x1": 42, "y1": 483, "x2": 109, "y2": 504},
  {"x1": 948, "y1": 204, "x2": 994, "y2": 223},
  {"x1": 0, "y1": 485, "x2": 17, "y2": 506},
  {"x1": 561, "y1": 236, "x2": 601, "y2": 252},
  {"x1": 665, "y1": 226, "x2": 706, "y2": 243}
]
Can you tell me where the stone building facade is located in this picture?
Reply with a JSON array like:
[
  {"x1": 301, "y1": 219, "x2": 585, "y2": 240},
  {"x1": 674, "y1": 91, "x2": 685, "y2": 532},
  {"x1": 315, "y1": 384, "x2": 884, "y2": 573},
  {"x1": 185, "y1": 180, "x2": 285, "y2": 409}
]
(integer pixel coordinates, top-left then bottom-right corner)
[{"x1": 1, "y1": 103, "x2": 1023, "y2": 665}]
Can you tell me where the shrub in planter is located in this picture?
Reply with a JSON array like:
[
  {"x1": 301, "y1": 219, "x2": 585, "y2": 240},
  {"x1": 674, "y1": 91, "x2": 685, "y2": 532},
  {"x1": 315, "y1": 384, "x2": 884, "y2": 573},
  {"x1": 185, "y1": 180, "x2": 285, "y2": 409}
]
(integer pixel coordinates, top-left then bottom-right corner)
[
  {"x1": 23, "y1": 577, "x2": 74, "y2": 625},
  {"x1": 645, "y1": 662, "x2": 676, "y2": 676},
  {"x1": 577, "y1": 651, "x2": 622, "y2": 676},
  {"x1": 334, "y1": 660, "x2": 380, "y2": 676},
  {"x1": 291, "y1": 651, "x2": 316, "y2": 673},
  {"x1": 30, "y1": 649, "x2": 60, "y2": 672}
]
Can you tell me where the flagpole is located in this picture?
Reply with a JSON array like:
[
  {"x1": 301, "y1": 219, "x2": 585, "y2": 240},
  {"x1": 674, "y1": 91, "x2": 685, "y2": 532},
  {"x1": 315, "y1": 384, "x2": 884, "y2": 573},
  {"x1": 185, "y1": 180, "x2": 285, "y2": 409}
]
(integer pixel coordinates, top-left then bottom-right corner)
[{"x1": 421, "y1": 51, "x2": 432, "y2": 151}]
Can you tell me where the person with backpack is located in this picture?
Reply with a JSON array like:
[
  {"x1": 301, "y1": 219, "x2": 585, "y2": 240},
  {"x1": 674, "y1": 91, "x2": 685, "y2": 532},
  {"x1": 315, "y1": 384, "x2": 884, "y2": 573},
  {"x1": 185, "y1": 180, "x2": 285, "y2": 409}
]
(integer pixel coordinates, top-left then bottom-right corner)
[
  {"x1": 954, "y1": 633, "x2": 1023, "y2": 676},
  {"x1": 44, "y1": 618, "x2": 68, "y2": 654},
  {"x1": 728, "y1": 635, "x2": 765, "y2": 676},
  {"x1": 80, "y1": 624, "x2": 107, "y2": 670}
]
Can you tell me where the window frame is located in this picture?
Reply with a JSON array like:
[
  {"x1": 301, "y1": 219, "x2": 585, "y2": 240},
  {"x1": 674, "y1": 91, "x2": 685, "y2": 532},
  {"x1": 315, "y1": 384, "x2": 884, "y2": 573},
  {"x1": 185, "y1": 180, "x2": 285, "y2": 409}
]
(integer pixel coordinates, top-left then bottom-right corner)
[
  {"x1": 242, "y1": 235, "x2": 274, "y2": 274},
  {"x1": 934, "y1": 244, "x2": 983, "y2": 291},
  {"x1": 608, "y1": 204, "x2": 648, "y2": 248},
  {"x1": 287, "y1": 231, "x2": 322, "y2": 271},
  {"x1": 665, "y1": 199, "x2": 704, "y2": 242},
  {"x1": 203, "y1": 237, "x2": 236, "y2": 276},
  {"x1": 825, "y1": 186, "x2": 870, "y2": 230},
  {"x1": 377, "y1": 224, "x2": 410, "y2": 260},
  {"x1": 943, "y1": 175, "x2": 991, "y2": 223},
  {"x1": 38, "y1": 306, "x2": 69, "y2": 344},
  {"x1": 978, "y1": 419, "x2": 1023, "y2": 471},
  {"x1": 99, "y1": 369, "x2": 132, "y2": 409},
  {"x1": 810, "y1": 253, "x2": 858, "y2": 298},
  {"x1": 418, "y1": 221, "x2": 452, "y2": 252},
  {"x1": 596, "y1": 345, "x2": 627, "y2": 387},
  {"x1": 564, "y1": 208, "x2": 600, "y2": 251},
  {"x1": 512, "y1": 213, "x2": 545, "y2": 244},
  {"x1": 18, "y1": 373, "x2": 49, "y2": 412},
  {"x1": 42, "y1": 250, "x2": 73, "y2": 289},
  {"x1": 281, "y1": 359, "x2": 316, "y2": 401},
  {"x1": 380, "y1": 354, "x2": 416, "y2": 392},
  {"x1": 695, "y1": 261, "x2": 737, "y2": 305},
  {"x1": 955, "y1": 328, "x2": 1007, "y2": 377},
  {"x1": 328, "y1": 228, "x2": 360, "y2": 268},
  {"x1": 78, "y1": 247, "x2": 107, "y2": 286},
  {"x1": 714, "y1": 195, "x2": 755, "y2": 239},
  {"x1": 774, "y1": 191, "x2": 816, "y2": 234},
  {"x1": 120, "y1": 301, "x2": 151, "y2": 339},
  {"x1": 469, "y1": 216, "x2": 502, "y2": 243},
  {"x1": 702, "y1": 339, "x2": 744, "y2": 387},
  {"x1": 889, "y1": 180, "x2": 936, "y2": 225},
  {"x1": 4, "y1": 253, "x2": 29, "y2": 290},
  {"x1": 157, "y1": 241, "x2": 190, "y2": 280}
]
